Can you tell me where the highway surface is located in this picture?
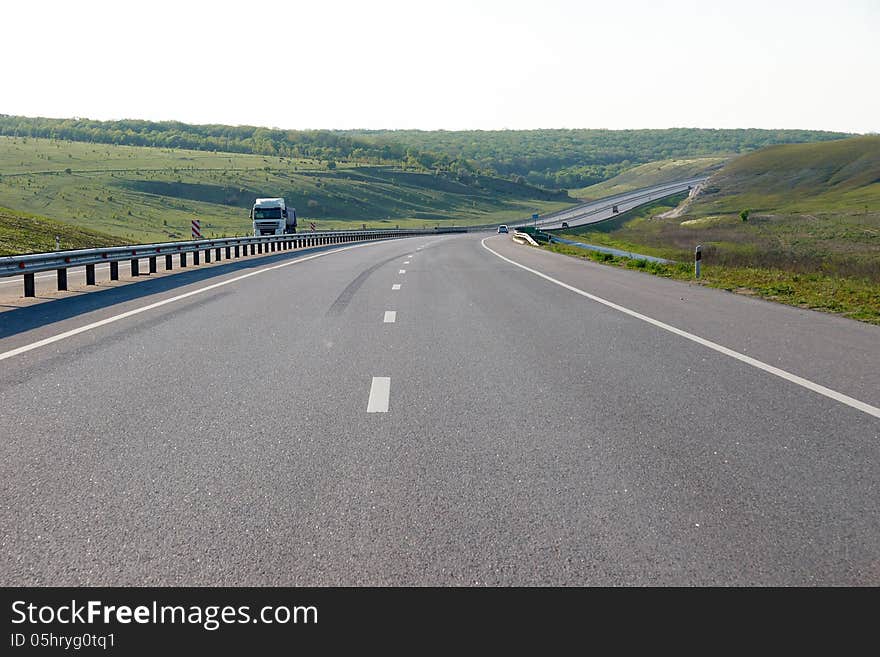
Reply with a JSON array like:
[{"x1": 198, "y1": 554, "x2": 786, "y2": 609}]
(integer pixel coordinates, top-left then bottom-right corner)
[
  {"x1": 1, "y1": 234, "x2": 878, "y2": 585},
  {"x1": 525, "y1": 177, "x2": 707, "y2": 230}
]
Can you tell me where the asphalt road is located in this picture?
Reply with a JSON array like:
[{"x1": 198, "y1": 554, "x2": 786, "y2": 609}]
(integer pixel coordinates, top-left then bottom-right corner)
[
  {"x1": 525, "y1": 177, "x2": 707, "y2": 230},
  {"x1": 1, "y1": 234, "x2": 878, "y2": 585}
]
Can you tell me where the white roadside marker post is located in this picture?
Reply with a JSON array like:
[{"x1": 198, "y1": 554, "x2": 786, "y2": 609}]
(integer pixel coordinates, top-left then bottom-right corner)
[{"x1": 695, "y1": 244, "x2": 702, "y2": 279}]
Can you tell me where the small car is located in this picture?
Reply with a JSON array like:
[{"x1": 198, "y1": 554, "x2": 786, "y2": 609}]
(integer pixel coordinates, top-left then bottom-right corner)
[{"x1": 497, "y1": 225, "x2": 509, "y2": 234}]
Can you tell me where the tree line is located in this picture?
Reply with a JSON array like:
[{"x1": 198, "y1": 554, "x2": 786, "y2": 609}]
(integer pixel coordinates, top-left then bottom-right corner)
[
  {"x1": 0, "y1": 115, "x2": 850, "y2": 190},
  {"x1": 347, "y1": 128, "x2": 851, "y2": 189}
]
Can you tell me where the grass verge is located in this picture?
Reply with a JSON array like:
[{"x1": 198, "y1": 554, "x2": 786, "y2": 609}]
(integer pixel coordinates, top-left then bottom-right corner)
[
  {"x1": 543, "y1": 241, "x2": 880, "y2": 325},
  {"x1": 0, "y1": 206, "x2": 123, "y2": 256}
]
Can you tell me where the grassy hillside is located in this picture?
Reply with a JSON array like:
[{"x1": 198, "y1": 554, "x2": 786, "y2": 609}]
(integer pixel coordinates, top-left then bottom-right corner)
[
  {"x1": 0, "y1": 206, "x2": 122, "y2": 256},
  {"x1": 551, "y1": 137, "x2": 880, "y2": 323},
  {"x1": 0, "y1": 136, "x2": 573, "y2": 245},
  {"x1": 569, "y1": 157, "x2": 728, "y2": 199},
  {"x1": 349, "y1": 128, "x2": 850, "y2": 189},
  {"x1": 691, "y1": 135, "x2": 880, "y2": 214},
  {"x1": 2, "y1": 116, "x2": 850, "y2": 191}
]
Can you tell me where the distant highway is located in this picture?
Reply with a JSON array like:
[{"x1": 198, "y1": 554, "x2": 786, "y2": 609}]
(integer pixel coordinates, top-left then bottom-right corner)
[
  {"x1": 520, "y1": 177, "x2": 707, "y2": 230},
  {"x1": 1, "y1": 232, "x2": 877, "y2": 585}
]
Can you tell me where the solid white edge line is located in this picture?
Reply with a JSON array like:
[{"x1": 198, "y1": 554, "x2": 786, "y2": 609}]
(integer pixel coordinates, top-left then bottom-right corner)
[
  {"x1": 480, "y1": 237, "x2": 880, "y2": 420},
  {"x1": 0, "y1": 240, "x2": 394, "y2": 362},
  {"x1": 367, "y1": 376, "x2": 391, "y2": 413},
  {"x1": 384, "y1": 310, "x2": 397, "y2": 323}
]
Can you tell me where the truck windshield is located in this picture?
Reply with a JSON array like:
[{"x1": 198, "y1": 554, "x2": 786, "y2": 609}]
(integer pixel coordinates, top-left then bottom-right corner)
[{"x1": 253, "y1": 208, "x2": 282, "y2": 220}]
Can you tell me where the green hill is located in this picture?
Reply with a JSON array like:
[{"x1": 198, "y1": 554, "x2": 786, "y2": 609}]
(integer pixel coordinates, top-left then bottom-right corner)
[
  {"x1": 347, "y1": 127, "x2": 851, "y2": 189},
  {"x1": 691, "y1": 135, "x2": 880, "y2": 215},
  {"x1": 0, "y1": 206, "x2": 122, "y2": 256},
  {"x1": 569, "y1": 157, "x2": 728, "y2": 199},
  {"x1": 559, "y1": 136, "x2": 880, "y2": 275},
  {"x1": 0, "y1": 136, "x2": 573, "y2": 246},
  {"x1": 1, "y1": 115, "x2": 850, "y2": 191},
  {"x1": 554, "y1": 137, "x2": 880, "y2": 322}
]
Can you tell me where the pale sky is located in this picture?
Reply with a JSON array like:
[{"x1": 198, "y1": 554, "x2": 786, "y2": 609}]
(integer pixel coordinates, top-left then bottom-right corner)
[{"x1": 3, "y1": 0, "x2": 878, "y2": 133}]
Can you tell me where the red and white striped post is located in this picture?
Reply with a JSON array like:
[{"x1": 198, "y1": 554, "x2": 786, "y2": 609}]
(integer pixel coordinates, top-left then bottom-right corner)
[{"x1": 191, "y1": 219, "x2": 202, "y2": 240}]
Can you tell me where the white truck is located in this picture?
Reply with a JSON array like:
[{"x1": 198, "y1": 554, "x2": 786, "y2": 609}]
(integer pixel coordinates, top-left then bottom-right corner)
[{"x1": 250, "y1": 198, "x2": 297, "y2": 236}]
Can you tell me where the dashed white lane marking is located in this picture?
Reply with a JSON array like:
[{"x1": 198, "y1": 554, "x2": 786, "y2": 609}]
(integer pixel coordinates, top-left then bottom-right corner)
[
  {"x1": 0, "y1": 241, "x2": 387, "y2": 363},
  {"x1": 407, "y1": 254, "x2": 414, "y2": 258},
  {"x1": 367, "y1": 377, "x2": 391, "y2": 413},
  {"x1": 481, "y1": 238, "x2": 880, "y2": 421},
  {"x1": 398, "y1": 269, "x2": 406, "y2": 274},
  {"x1": 404, "y1": 261, "x2": 410, "y2": 265},
  {"x1": 392, "y1": 284, "x2": 401, "y2": 290},
  {"x1": 384, "y1": 311, "x2": 397, "y2": 323}
]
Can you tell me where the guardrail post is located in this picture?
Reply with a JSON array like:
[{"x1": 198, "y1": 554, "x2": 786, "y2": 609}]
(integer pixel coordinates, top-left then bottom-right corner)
[
  {"x1": 131, "y1": 259, "x2": 139, "y2": 277},
  {"x1": 56, "y1": 268, "x2": 68, "y2": 291},
  {"x1": 23, "y1": 272, "x2": 36, "y2": 297},
  {"x1": 193, "y1": 250, "x2": 200, "y2": 265},
  {"x1": 234, "y1": 245, "x2": 240, "y2": 258},
  {"x1": 225, "y1": 246, "x2": 231, "y2": 259},
  {"x1": 149, "y1": 256, "x2": 157, "y2": 274},
  {"x1": 180, "y1": 252, "x2": 187, "y2": 267},
  {"x1": 110, "y1": 261, "x2": 119, "y2": 280},
  {"x1": 165, "y1": 254, "x2": 173, "y2": 270},
  {"x1": 215, "y1": 247, "x2": 221, "y2": 261},
  {"x1": 204, "y1": 248, "x2": 212, "y2": 263},
  {"x1": 85, "y1": 263, "x2": 96, "y2": 285},
  {"x1": 695, "y1": 244, "x2": 702, "y2": 278}
]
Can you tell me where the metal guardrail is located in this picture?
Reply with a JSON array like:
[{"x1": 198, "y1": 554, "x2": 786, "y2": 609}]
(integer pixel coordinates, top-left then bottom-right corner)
[{"x1": 0, "y1": 227, "x2": 467, "y2": 297}]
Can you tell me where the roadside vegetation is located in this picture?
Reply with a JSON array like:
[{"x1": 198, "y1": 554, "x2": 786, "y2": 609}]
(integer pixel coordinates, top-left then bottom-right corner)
[
  {"x1": 0, "y1": 206, "x2": 122, "y2": 256},
  {"x1": 547, "y1": 137, "x2": 880, "y2": 324}
]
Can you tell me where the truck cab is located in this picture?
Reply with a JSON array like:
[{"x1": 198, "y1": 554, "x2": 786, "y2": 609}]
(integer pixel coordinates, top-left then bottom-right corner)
[{"x1": 251, "y1": 198, "x2": 297, "y2": 236}]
